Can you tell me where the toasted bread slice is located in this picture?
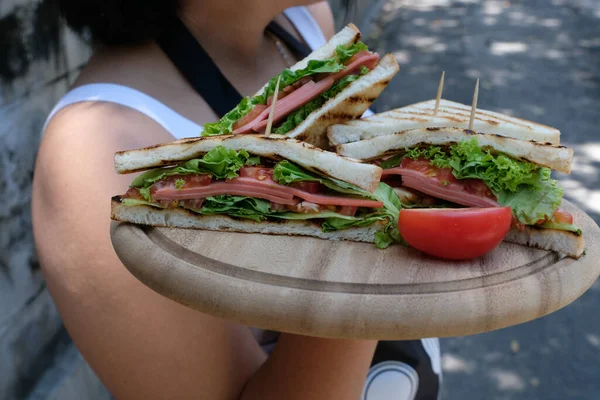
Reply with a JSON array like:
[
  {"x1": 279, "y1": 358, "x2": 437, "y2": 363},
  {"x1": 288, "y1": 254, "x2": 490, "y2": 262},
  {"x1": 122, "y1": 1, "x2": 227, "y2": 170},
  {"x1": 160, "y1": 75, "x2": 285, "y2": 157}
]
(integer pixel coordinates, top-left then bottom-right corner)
[
  {"x1": 114, "y1": 135, "x2": 382, "y2": 193},
  {"x1": 505, "y1": 225, "x2": 585, "y2": 259},
  {"x1": 111, "y1": 199, "x2": 385, "y2": 243},
  {"x1": 335, "y1": 127, "x2": 573, "y2": 174},
  {"x1": 328, "y1": 99, "x2": 561, "y2": 146}
]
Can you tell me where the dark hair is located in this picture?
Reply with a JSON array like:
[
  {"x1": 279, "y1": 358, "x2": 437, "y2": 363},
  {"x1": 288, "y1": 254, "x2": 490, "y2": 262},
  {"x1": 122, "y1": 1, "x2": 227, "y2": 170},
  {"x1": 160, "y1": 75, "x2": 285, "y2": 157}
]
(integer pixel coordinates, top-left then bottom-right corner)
[{"x1": 55, "y1": 0, "x2": 180, "y2": 45}]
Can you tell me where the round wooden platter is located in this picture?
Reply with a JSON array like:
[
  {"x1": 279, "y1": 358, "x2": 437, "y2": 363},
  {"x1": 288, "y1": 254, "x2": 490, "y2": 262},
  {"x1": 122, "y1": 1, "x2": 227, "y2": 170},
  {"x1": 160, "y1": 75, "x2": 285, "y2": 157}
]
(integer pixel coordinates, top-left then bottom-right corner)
[{"x1": 111, "y1": 200, "x2": 600, "y2": 340}]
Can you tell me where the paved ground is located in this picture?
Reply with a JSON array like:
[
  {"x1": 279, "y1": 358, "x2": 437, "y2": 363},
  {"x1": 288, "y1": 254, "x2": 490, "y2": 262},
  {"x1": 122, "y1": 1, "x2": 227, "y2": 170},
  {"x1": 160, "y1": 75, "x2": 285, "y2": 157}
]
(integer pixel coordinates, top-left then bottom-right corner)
[{"x1": 363, "y1": 1, "x2": 600, "y2": 399}]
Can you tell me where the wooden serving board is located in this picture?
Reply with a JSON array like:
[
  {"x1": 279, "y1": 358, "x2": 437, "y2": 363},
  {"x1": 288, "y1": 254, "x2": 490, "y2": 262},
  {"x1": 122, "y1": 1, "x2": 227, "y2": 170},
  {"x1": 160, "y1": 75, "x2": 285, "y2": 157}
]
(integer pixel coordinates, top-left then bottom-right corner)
[{"x1": 111, "y1": 200, "x2": 600, "y2": 340}]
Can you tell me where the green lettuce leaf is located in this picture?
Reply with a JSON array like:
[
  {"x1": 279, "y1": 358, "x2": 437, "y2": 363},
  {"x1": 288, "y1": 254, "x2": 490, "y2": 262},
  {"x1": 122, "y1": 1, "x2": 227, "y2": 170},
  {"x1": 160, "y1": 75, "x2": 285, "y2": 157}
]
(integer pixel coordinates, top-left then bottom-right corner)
[
  {"x1": 131, "y1": 147, "x2": 259, "y2": 190},
  {"x1": 336, "y1": 42, "x2": 369, "y2": 64},
  {"x1": 496, "y1": 180, "x2": 564, "y2": 225},
  {"x1": 397, "y1": 138, "x2": 564, "y2": 225},
  {"x1": 196, "y1": 195, "x2": 374, "y2": 223},
  {"x1": 121, "y1": 198, "x2": 157, "y2": 207},
  {"x1": 539, "y1": 221, "x2": 582, "y2": 235},
  {"x1": 202, "y1": 97, "x2": 255, "y2": 136},
  {"x1": 138, "y1": 187, "x2": 152, "y2": 202},
  {"x1": 198, "y1": 196, "x2": 272, "y2": 222},
  {"x1": 274, "y1": 74, "x2": 362, "y2": 134}
]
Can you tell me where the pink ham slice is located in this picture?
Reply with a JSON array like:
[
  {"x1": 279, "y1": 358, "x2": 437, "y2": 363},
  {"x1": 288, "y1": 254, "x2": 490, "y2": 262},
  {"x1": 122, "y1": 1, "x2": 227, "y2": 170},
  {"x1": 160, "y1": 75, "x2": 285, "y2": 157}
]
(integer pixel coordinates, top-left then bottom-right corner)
[
  {"x1": 152, "y1": 176, "x2": 384, "y2": 209},
  {"x1": 152, "y1": 181, "x2": 298, "y2": 205},
  {"x1": 232, "y1": 104, "x2": 267, "y2": 131},
  {"x1": 230, "y1": 177, "x2": 384, "y2": 208},
  {"x1": 389, "y1": 169, "x2": 500, "y2": 208},
  {"x1": 232, "y1": 79, "x2": 334, "y2": 134},
  {"x1": 327, "y1": 53, "x2": 379, "y2": 82},
  {"x1": 251, "y1": 78, "x2": 335, "y2": 132}
]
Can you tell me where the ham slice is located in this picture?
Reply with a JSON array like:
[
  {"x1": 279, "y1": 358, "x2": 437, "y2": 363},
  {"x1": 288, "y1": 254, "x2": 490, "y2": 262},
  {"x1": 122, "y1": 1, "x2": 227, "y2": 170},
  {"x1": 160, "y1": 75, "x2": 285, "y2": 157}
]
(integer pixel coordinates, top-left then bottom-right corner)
[
  {"x1": 152, "y1": 181, "x2": 298, "y2": 205},
  {"x1": 251, "y1": 78, "x2": 335, "y2": 132},
  {"x1": 152, "y1": 176, "x2": 384, "y2": 209},
  {"x1": 230, "y1": 177, "x2": 384, "y2": 208},
  {"x1": 392, "y1": 169, "x2": 500, "y2": 208},
  {"x1": 327, "y1": 53, "x2": 379, "y2": 82},
  {"x1": 233, "y1": 82, "x2": 328, "y2": 134},
  {"x1": 232, "y1": 104, "x2": 268, "y2": 131}
]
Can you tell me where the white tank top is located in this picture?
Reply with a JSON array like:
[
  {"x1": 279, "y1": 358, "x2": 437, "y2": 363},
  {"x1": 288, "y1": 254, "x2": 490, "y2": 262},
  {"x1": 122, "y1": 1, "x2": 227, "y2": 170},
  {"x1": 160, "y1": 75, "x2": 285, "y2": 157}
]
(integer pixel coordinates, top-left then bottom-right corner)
[{"x1": 43, "y1": 6, "x2": 376, "y2": 138}]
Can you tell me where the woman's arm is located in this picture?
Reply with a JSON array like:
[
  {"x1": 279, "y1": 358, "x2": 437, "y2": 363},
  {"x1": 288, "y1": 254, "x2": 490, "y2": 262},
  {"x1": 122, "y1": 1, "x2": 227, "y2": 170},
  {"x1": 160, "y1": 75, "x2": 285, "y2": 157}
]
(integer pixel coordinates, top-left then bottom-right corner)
[{"x1": 33, "y1": 104, "x2": 376, "y2": 400}]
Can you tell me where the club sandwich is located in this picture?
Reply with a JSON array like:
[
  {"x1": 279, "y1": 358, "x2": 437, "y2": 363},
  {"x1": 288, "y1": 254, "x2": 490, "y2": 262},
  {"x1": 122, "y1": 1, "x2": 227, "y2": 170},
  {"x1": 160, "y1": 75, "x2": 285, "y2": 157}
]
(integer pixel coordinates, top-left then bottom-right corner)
[
  {"x1": 201, "y1": 24, "x2": 400, "y2": 149},
  {"x1": 329, "y1": 101, "x2": 584, "y2": 258},
  {"x1": 111, "y1": 135, "x2": 403, "y2": 248}
]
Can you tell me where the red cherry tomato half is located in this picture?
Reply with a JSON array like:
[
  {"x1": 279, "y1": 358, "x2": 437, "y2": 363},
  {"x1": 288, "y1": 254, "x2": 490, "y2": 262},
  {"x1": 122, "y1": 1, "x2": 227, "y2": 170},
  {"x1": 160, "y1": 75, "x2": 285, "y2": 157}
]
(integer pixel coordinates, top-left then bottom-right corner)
[{"x1": 398, "y1": 207, "x2": 513, "y2": 261}]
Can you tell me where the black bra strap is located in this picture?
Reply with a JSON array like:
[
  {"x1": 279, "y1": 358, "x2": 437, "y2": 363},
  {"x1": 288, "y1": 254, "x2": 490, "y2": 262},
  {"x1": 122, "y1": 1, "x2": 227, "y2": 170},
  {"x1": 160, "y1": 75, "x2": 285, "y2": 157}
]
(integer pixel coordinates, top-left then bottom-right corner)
[
  {"x1": 266, "y1": 21, "x2": 312, "y2": 59},
  {"x1": 156, "y1": 16, "x2": 243, "y2": 117},
  {"x1": 156, "y1": 17, "x2": 313, "y2": 118}
]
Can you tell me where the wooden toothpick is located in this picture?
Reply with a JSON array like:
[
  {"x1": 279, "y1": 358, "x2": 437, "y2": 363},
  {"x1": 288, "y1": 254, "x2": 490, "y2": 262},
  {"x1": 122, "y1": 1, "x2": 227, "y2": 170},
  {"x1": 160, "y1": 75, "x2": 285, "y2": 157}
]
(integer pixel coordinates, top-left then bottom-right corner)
[
  {"x1": 264, "y1": 75, "x2": 282, "y2": 136},
  {"x1": 468, "y1": 78, "x2": 479, "y2": 131},
  {"x1": 434, "y1": 71, "x2": 445, "y2": 116}
]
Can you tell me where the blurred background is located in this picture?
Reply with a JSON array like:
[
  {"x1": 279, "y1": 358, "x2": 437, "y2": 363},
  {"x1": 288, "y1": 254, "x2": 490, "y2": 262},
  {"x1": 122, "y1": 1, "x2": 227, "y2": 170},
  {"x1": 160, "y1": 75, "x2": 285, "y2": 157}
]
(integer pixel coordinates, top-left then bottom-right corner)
[{"x1": 1, "y1": 0, "x2": 598, "y2": 399}]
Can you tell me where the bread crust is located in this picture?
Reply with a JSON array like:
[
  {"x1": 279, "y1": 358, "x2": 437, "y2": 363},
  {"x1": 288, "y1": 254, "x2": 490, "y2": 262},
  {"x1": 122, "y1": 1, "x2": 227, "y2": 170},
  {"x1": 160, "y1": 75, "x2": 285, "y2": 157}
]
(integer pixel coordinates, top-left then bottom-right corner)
[{"x1": 505, "y1": 225, "x2": 585, "y2": 259}]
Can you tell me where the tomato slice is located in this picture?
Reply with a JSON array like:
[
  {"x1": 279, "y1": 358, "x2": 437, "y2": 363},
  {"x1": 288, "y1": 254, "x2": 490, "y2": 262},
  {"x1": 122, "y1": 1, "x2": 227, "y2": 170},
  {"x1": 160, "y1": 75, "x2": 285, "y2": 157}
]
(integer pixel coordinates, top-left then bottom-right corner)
[
  {"x1": 338, "y1": 206, "x2": 358, "y2": 217},
  {"x1": 239, "y1": 167, "x2": 274, "y2": 180},
  {"x1": 398, "y1": 207, "x2": 513, "y2": 260},
  {"x1": 291, "y1": 181, "x2": 323, "y2": 194},
  {"x1": 550, "y1": 208, "x2": 574, "y2": 224},
  {"x1": 123, "y1": 187, "x2": 144, "y2": 200},
  {"x1": 152, "y1": 174, "x2": 212, "y2": 190}
]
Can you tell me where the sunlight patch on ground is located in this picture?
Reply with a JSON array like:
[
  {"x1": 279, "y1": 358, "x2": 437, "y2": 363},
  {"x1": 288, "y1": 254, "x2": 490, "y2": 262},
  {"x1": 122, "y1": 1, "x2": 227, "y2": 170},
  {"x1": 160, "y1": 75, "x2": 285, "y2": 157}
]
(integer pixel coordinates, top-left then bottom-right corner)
[
  {"x1": 488, "y1": 369, "x2": 526, "y2": 391},
  {"x1": 441, "y1": 353, "x2": 477, "y2": 373},
  {"x1": 557, "y1": 142, "x2": 600, "y2": 215},
  {"x1": 540, "y1": 18, "x2": 562, "y2": 28},
  {"x1": 580, "y1": 144, "x2": 600, "y2": 162},
  {"x1": 579, "y1": 38, "x2": 600, "y2": 48},
  {"x1": 483, "y1": 0, "x2": 507, "y2": 16},
  {"x1": 489, "y1": 41, "x2": 528, "y2": 56},
  {"x1": 585, "y1": 333, "x2": 600, "y2": 348},
  {"x1": 392, "y1": 50, "x2": 411, "y2": 64},
  {"x1": 484, "y1": 16, "x2": 497, "y2": 25}
]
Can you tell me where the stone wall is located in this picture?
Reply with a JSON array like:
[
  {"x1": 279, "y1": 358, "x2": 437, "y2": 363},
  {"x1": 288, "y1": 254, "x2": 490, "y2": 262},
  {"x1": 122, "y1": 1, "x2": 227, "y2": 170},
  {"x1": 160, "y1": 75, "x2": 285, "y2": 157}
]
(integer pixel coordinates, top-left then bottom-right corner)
[{"x1": 0, "y1": 1, "x2": 111, "y2": 399}]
